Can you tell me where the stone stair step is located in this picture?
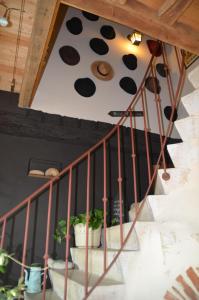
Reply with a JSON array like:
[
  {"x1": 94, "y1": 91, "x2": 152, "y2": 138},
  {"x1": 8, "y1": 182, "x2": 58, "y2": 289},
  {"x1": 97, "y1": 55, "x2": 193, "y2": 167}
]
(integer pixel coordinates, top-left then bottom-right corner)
[
  {"x1": 181, "y1": 88, "x2": 199, "y2": 116},
  {"x1": 24, "y1": 290, "x2": 60, "y2": 300},
  {"x1": 49, "y1": 221, "x2": 199, "y2": 300},
  {"x1": 167, "y1": 139, "x2": 199, "y2": 168},
  {"x1": 70, "y1": 247, "x2": 123, "y2": 282},
  {"x1": 129, "y1": 199, "x2": 154, "y2": 222},
  {"x1": 49, "y1": 268, "x2": 123, "y2": 300},
  {"x1": 174, "y1": 116, "x2": 199, "y2": 141},
  {"x1": 147, "y1": 186, "x2": 199, "y2": 223},
  {"x1": 101, "y1": 222, "x2": 139, "y2": 251},
  {"x1": 188, "y1": 64, "x2": 199, "y2": 89},
  {"x1": 94, "y1": 221, "x2": 199, "y2": 300},
  {"x1": 129, "y1": 195, "x2": 166, "y2": 223},
  {"x1": 155, "y1": 167, "x2": 190, "y2": 195}
]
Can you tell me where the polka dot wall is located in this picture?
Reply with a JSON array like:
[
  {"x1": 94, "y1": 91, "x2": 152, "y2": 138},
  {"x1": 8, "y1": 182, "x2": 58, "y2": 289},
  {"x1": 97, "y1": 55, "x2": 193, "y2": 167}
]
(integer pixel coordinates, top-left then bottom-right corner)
[{"x1": 33, "y1": 7, "x2": 180, "y2": 137}]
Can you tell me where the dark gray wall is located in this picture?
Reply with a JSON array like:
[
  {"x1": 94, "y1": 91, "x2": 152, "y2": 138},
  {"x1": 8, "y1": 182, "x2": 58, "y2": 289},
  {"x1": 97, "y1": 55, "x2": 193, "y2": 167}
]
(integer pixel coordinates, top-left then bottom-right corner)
[{"x1": 0, "y1": 90, "x2": 179, "y2": 283}]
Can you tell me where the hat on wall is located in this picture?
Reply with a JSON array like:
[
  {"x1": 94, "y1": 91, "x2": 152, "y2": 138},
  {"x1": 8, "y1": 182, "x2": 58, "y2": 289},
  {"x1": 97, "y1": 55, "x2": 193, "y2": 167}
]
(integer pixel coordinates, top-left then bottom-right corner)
[{"x1": 91, "y1": 61, "x2": 114, "y2": 81}]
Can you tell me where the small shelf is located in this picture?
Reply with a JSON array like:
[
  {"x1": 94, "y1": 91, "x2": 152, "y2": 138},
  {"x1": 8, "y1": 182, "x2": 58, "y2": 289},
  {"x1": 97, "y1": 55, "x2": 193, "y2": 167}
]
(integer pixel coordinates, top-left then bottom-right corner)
[
  {"x1": 28, "y1": 174, "x2": 59, "y2": 179},
  {"x1": 27, "y1": 158, "x2": 62, "y2": 179}
]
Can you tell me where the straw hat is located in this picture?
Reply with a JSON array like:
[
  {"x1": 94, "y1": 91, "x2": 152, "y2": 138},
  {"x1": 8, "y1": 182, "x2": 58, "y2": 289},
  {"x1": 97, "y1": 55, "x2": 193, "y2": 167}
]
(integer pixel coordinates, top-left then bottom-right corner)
[{"x1": 91, "y1": 61, "x2": 114, "y2": 81}]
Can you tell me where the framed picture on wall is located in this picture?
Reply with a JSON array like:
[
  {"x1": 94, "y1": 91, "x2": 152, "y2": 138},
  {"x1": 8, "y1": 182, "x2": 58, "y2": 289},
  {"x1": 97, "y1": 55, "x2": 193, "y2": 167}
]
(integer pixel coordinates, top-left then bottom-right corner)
[{"x1": 182, "y1": 50, "x2": 198, "y2": 69}]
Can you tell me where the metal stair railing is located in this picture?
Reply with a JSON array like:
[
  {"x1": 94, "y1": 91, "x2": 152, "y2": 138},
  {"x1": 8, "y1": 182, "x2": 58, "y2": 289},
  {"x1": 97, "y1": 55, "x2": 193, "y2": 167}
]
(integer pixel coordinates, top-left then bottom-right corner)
[{"x1": 0, "y1": 43, "x2": 185, "y2": 300}]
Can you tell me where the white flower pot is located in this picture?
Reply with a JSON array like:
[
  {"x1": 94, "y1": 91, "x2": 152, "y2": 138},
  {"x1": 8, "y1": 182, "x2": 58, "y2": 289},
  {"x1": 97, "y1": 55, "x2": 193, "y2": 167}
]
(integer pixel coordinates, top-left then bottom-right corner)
[{"x1": 74, "y1": 224, "x2": 102, "y2": 248}]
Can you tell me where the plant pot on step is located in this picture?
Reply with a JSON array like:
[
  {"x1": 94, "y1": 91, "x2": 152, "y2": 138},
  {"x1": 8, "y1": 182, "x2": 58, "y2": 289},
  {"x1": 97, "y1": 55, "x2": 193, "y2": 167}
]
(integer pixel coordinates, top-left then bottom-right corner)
[
  {"x1": 54, "y1": 209, "x2": 104, "y2": 248},
  {"x1": 74, "y1": 223, "x2": 102, "y2": 248}
]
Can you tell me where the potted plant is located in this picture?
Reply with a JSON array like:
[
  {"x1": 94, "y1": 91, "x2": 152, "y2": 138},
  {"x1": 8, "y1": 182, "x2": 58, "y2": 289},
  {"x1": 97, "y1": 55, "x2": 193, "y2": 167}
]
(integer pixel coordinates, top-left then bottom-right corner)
[
  {"x1": 0, "y1": 249, "x2": 25, "y2": 300},
  {"x1": 0, "y1": 278, "x2": 25, "y2": 300},
  {"x1": 54, "y1": 209, "x2": 104, "y2": 248}
]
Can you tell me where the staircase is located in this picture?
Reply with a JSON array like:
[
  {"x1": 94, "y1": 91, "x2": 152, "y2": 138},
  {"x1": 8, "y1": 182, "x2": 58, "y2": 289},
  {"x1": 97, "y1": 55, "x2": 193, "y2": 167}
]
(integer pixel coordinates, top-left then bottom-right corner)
[
  {"x1": 1, "y1": 47, "x2": 199, "y2": 300},
  {"x1": 63, "y1": 65, "x2": 199, "y2": 300}
]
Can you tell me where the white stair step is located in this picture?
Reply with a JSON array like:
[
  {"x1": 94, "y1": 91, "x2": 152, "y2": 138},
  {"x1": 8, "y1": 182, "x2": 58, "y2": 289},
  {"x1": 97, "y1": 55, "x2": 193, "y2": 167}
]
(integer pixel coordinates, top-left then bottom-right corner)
[
  {"x1": 49, "y1": 268, "x2": 123, "y2": 300},
  {"x1": 181, "y1": 88, "x2": 199, "y2": 116},
  {"x1": 49, "y1": 221, "x2": 199, "y2": 300},
  {"x1": 167, "y1": 139, "x2": 199, "y2": 168},
  {"x1": 101, "y1": 222, "x2": 139, "y2": 250},
  {"x1": 155, "y1": 167, "x2": 190, "y2": 194},
  {"x1": 70, "y1": 247, "x2": 123, "y2": 282},
  {"x1": 129, "y1": 195, "x2": 165, "y2": 223},
  {"x1": 147, "y1": 187, "x2": 199, "y2": 223},
  {"x1": 129, "y1": 200, "x2": 154, "y2": 221},
  {"x1": 174, "y1": 116, "x2": 199, "y2": 141},
  {"x1": 188, "y1": 64, "x2": 199, "y2": 89},
  {"x1": 96, "y1": 221, "x2": 199, "y2": 300},
  {"x1": 24, "y1": 290, "x2": 60, "y2": 300}
]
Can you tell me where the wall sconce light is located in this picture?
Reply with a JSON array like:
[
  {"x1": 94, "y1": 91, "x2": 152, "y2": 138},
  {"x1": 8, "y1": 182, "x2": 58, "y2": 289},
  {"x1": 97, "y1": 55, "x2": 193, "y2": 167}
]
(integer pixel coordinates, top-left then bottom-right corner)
[
  {"x1": 0, "y1": 2, "x2": 23, "y2": 27},
  {"x1": 127, "y1": 31, "x2": 142, "y2": 46}
]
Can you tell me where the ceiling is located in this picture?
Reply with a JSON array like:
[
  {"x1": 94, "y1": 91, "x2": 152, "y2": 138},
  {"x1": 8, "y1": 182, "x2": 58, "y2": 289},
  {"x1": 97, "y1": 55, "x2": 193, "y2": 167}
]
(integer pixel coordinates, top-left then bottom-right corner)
[
  {"x1": 0, "y1": 0, "x2": 36, "y2": 92},
  {"x1": 0, "y1": 0, "x2": 199, "y2": 106}
]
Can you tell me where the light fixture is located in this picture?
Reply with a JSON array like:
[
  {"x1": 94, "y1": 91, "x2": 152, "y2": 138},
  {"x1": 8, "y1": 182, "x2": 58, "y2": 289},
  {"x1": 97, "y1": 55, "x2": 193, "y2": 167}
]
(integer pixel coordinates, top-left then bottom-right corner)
[
  {"x1": 127, "y1": 31, "x2": 142, "y2": 46},
  {"x1": 0, "y1": 2, "x2": 23, "y2": 27}
]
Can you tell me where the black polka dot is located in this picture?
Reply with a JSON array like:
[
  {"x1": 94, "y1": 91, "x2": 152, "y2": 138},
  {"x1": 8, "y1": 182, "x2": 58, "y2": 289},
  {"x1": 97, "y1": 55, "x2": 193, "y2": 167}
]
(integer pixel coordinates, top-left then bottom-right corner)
[
  {"x1": 119, "y1": 77, "x2": 137, "y2": 95},
  {"x1": 147, "y1": 40, "x2": 162, "y2": 57},
  {"x1": 66, "y1": 17, "x2": 83, "y2": 35},
  {"x1": 74, "y1": 78, "x2": 96, "y2": 97},
  {"x1": 59, "y1": 46, "x2": 80, "y2": 66},
  {"x1": 156, "y1": 63, "x2": 168, "y2": 78},
  {"x1": 90, "y1": 38, "x2": 109, "y2": 55},
  {"x1": 82, "y1": 11, "x2": 99, "y2": 21},
  {"x1": 100, "y1": 25, "x2": 116, "y2": 40},
  {"x1": 164, "y1": 106, "x2": 178, "y2": 121},
  {"x1": 145, "y1": 77, "x2": 161, "y2": 94},
  {"x1": 122, "y1": 54, "x2": 137, "y2": 70}
]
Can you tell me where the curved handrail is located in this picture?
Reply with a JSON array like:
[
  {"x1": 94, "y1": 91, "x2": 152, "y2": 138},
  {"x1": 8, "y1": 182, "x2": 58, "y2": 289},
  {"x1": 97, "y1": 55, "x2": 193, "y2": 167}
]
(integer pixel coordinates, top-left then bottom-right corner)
[
  {"x1": 0, "y1": 45, "x2": 186, "y2": 300},
  {"x1": 84, "y1": 50, "x2": 186, "y2": 299},
  {"x1": 0, "y1": 56, "x2": 154, "y2": 223}
]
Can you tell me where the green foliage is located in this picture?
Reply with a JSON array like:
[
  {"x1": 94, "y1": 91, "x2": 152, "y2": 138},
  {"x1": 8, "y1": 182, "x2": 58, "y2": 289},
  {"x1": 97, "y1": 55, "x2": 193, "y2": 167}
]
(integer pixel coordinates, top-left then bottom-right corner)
[
  {"x1": 54, "y1": 219, "x2": 67, "y2": 244},
  {"x1": 111, "y1": 218, "x2": 119, "y2": 226},
  {"x1": 54, "y1": 209, "x2": 104, "y2": 244},
  {"x1": 0, "y1": 274, "x2": 24, "y2": 300},
  {"x1": 89, "y1": 209, "x2": 104, "y2": 230},
  {"x1": 0, "y1": 249, "x2": 9, "y2": 273},
  {"x1": 0, "y1": 249, "x2": 25, "y2": 299}
]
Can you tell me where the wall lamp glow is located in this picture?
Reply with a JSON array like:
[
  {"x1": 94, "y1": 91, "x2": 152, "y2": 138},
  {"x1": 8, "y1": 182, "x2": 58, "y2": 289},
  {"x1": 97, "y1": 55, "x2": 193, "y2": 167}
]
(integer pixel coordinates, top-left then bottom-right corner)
[
  {"x1": 127, "y1": 31, "x2": 142, "y2": 46},
  {"x1": 0, "y1": 2, "x2": 24, "y2": 27}
]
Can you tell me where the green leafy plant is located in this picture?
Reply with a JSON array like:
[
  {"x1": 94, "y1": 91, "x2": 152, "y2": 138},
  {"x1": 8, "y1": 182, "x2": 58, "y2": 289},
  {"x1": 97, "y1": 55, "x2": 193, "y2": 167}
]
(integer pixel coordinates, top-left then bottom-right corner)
[
  {"x1": 0, "y1": 277, "x2": 25, "y2": 300},
  {"x1": 54, "y1": 209, "x2": 104, "y2": 244},
  {"x1": 0, "y1": 249, "x2": 25, "y2": 299},
  {"x1": 0, "y1": 248, "x2": 9, "y2": 273},
  {"x1": 111, "y1": 218, "x2": 119, "y2": 226}
]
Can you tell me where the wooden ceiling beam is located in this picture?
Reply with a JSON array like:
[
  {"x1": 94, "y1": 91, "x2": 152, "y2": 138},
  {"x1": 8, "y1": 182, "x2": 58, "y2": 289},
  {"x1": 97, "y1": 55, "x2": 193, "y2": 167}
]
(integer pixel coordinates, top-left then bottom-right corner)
[
  {"x1": 0, "y1": 32, "x2": 30, "y2": 47},
  {"x1": 0, "y1": 64, "x2": 24, "y2": 76},
  {"x1": 105, "y1": 0, "x2": 127, "y2": 5},
  {"x1": 17, "y1": 0, "x2": 199, "y2": 107},
  {"x1": 18, "y1": 0, "x2": 61, "y2": 108},
  {"x1": 61, "y1": 0, "x2": 199, "y2": 54},
  {"x1": 158, "y1": 0, "x2": 193, "y2": 26}
]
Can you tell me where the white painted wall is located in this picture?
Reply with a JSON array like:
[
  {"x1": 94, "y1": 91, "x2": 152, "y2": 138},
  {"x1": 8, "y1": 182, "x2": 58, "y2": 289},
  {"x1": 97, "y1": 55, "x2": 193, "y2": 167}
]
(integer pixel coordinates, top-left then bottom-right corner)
[{"x1": 32, "y1": 7, "x2": 197, "y2": 139}]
